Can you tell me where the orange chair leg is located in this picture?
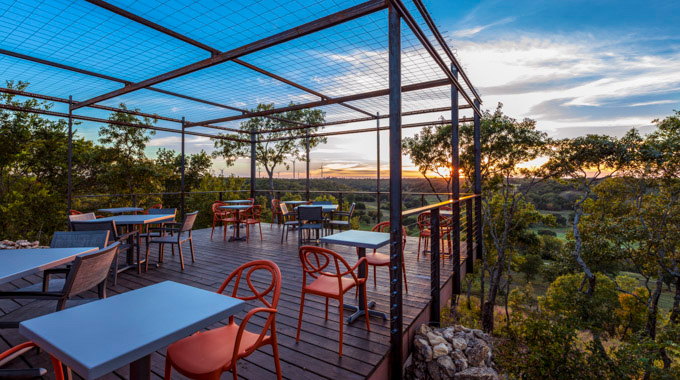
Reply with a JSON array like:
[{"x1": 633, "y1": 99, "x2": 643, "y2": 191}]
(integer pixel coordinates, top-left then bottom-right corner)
[
  {"x1": 164, "y1": 357, "x2": 172, "y2": 380},
  {"x1": 325, "y1": 298, "x2": 329, "y2": 320},
  {"x1": 338, "y1": 296, "x2": 344, "y2": 357},
  {"x1": 296, "y1": 292, "x2": 306, "y2": 342},
  {"x1": 211, "y1": 220, "x2": 216, "y2": 239},
  {"x1": 272, "y1": 338, "x2": 283, "y2": 380},
  {"x1": 51, "y1": 356, "x2": 64, "y2": 380},
  {"x1": 259, "y1": 223, "x2": 263, "y2": 240},
  {"x1": 373, "y1": 266, "x2": 377, "y2": 287}
]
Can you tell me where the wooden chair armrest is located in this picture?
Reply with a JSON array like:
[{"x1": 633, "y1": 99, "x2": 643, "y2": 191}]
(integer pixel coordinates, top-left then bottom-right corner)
[{"x1": 117, "y1": 230, "x2": 139, "y2": 241}]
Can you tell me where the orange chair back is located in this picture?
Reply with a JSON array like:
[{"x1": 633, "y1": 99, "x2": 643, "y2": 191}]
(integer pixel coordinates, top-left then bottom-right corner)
[
  {"x1": 251, "y1": 205, "x2": 262, "y2": 219},
  {"x1": 299, "y1": 245, "x2": 363, "y2": 291},
  {"x1": 417, "y1": 212, "x2": 431, "y2": 230},
  {"x1": 69, "y1": 210, "x2": 83, "y2": 215},
  {"x1": 211, "y1": 202, "x2": 225, "y2": 214},
  {"x1": 371, "y1": 221, "x2": 407, "y2": 247},
  {"x1": 272, "y1": 199, "x2": 282, "y2": 214}
]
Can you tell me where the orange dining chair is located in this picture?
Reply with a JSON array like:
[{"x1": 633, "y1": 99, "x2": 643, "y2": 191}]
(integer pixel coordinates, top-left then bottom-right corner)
[
  {"x1": 365, "y1": 222, "x2": 408, "y2": 293},
  {"x1": 0, "y1": 341, "x2": 65, "y2": 380},
  {"x1": 210, "y1": 201, "x2": 234, "y2": 240},
  {"x1": 439, "y1": 206, "x2": 453, "y2": 257},
  {"x1": 296, "y1": 245, "x2": 369, "y2": 356},
  {"x1": 244, "y1": 205, "x2": 263, "y2": 242},
  {"x1": 68, "y1": 209, "x2": 82, "y2": 215},
  {"x1": 417, "y1": 212, "x2": 431, "y2": 260},
  {"x1": 164, "y1": 260, "x2": 282, "y2": 380},
  {"x1": 271, "y1": 199, "x2": 283, "y2": 227}
]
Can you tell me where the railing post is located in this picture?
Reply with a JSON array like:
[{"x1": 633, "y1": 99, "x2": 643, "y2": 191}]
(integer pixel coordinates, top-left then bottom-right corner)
[
  {"x1": 466, "y1": 198, "x2": 474, "y2": 274},
  {"x1": 339, "y1": 192, "x2": 343, "y2": 210},
  {"x1": 180, "y1": 117, "x2": 186, "y2": 217},
  {"x1": 67, "y1": 95, "x2": 73, "y2": 220},
  {"x1": 451, "y1": 64, "x2": 461, "y2": 295},
  {"x1": 473, "y1": 99, "x2": 482, "y2": 262},
  {"x1": 250, "y1": 128, "x2": 256, "y2": 199},
  {"x1": 388, "y1": 4, "x2": 404, "y2": 379},
  {"x1": 306, "y1": 128, "x2": 310, "y2": 201},
  {"x1": 430, "y1": 208, "x2": 441, "y2": 325},
  {"x1": 132, "y1": 194, "x2": 137, "y2": 208},
  {"x1": 421, "y1": 194, "x2": 424, "y2": 207},
  {"x1": 376, "y1": 112, "x2": 381, "y2": 224},
  {"x1": 219, "y1": 191, "x2": 223, "y2": 201}
]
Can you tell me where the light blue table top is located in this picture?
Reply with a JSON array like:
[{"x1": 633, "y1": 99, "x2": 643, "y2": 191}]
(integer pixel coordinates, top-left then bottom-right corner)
[
  {"x1": 223, "y1": 200, "x2": 251, "y2": 204},
  {"x1": 87, "y1": 214, "x2": 175, "y2": 225},
  {"x1": 281, "y1": 200, "x2": 308, "y2": 205},
  {"x1": 96, "y1": 207, "x2": 144, "y2": 214},
  {"x1": 296, "y1": 204, "x2": 338, "y2": 212},
  {"x1": 219, "y1": 205, "x2": 252, "y2": 210},
  {"x1": 320, "y1": 230, "x2": 390, "y2": 249},
  {"x1": 0, "y1": 247, "x2": 98, "y2": 285},
  {"x1": 20, "y1": 281, "x2": 245, "y2": 380}
]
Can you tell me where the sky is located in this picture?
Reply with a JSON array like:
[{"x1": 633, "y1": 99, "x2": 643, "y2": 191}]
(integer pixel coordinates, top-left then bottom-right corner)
[{"x1": 1, "y1": 0, "x2": 678, "y2": 179}]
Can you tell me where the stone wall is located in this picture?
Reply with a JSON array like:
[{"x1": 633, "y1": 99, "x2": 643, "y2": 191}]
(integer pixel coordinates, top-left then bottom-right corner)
[
  {"x1": 0, "y1": 240, "x2": 47, "y2": 249},
  {"x1": 405, "y1": 324, "x2": 500, "y2": 380}
]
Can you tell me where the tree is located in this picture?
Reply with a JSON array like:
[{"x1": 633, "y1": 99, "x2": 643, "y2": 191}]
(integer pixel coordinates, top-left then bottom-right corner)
[
  {"x1": 402, "y1": 122, "x2": 454, "y2": 199},
  {"x1": 213, "y1": 103, "x2": 326, "y2": 194}
]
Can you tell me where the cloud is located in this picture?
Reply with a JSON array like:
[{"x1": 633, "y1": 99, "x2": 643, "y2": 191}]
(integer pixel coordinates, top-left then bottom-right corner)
[{"x1": 451, "y1": 17, "x2": 516, "y2": 38}]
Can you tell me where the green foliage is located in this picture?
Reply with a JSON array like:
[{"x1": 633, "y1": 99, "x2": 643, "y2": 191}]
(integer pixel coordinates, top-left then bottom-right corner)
[{"x1": 516, "y1": 254, "x2": 543, "y2": 281}]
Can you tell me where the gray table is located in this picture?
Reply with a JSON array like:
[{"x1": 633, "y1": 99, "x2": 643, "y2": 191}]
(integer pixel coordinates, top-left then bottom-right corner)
[
  {"x1": 320, "y1": 230, "x2": 390, "y2": 323},
  {"x1": 83, "y1": 214, "x2": 175, "y2": 271},
  {"x1": 97, "y1": 207, "x2": 144, "y2": 214},
  {"x1": 282, "y1": 200, "x2": 308, "y2": 206},
  {"x1": 219, "y1": 205, "x2": 252, "y2": 242},
  {"x1": 20, "y1": 281, "x2": 245, "y2": 380},
  {"x1": 0, "y1": 247, "x2": 98, "y2": 285}
]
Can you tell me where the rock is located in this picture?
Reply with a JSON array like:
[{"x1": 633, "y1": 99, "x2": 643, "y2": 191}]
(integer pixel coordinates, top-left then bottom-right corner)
[
  {"x1": 451, "y1": 349, "x2": 468, "y2": 371},
  {"x1": 427, "y1": 332, "x2": 447, "y2": 346},
  {"x1": 437, "y1": 355, "x2": 457, "y2": 377},
  {"x1": 433, "y1": 343, "x2": 449, "y2": 358},
  {"x1": 465, "y1": 341, "x2": 490, "y2": 367},
  {"x1": 451, "y1": 338, "x2": 467, "y2": 351},
  {"x1": 454, "y1": 367, "x2": 498, "y2": 380},
  {"x1": 419, "y1": 324, "x2": 433, "y2": 336}
]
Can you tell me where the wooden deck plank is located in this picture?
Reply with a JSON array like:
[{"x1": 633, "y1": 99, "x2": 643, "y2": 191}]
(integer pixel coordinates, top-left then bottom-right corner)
[{"x1": 1, "y1": 224, "x2": 460, "y2": 379}]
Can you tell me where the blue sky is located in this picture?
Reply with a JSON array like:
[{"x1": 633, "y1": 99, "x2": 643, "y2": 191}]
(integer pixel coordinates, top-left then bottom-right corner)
[{"x1": 1, "y1": 0, "x2": 678, "y2": 177}]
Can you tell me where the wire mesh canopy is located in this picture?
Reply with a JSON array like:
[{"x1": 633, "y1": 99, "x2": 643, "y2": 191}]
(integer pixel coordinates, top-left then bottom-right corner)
[{"x1": 0, "y1": 0, "x2": 482, "y2": 140}]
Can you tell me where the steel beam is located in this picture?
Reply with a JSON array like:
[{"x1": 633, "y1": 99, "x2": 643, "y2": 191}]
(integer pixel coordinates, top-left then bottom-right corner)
[
  {"x1": 73, "y1": 0, "x2": 389, "y2": 110},
  {"x1": 388, "y1": 5, "x2": 403, "y2": 379},
  {"x1": 306, "y1": 129, "x2": 310, "y2": 200},
  {"x1": 67, "y1": 96, "x2": 73, "y2": 219},
  {"x1": 388, "y1": 0, "x2": 480, "y2": 116},
  {"x1": 473, "y1": 99, "x2": 482, "y2": 262},
  {"x1": 181, "y1": 117, "x2": 186, "y2": 217},
  {"x1": 376, "y1": 112, "x2": 381, "y2": 223},
  {"x1": 189, "y1": 78, "x2": 450, "y2": 127},
  {"x1": 0, "y1": 103, "x2": 247, "y2": 141},
  {"x1": 451, "y1": 65, "x2": 461, "y2": 295},
  {"x1": 250, "y1": 129, "x2": 257, "y2": 198}
]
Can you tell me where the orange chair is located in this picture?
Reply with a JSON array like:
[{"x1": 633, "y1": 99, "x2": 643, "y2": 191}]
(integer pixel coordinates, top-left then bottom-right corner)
[
  {"x1": 271, "y1": 199, "x2": 283, "y2": 227},
  {"x1": 68, "y1": 210, "x2": 82, "y2": 215},
  {"x1": 143, "y1": 204, "x2": 163, "y2": 214},
  {"x1": 164, "y1": 260, "x2": 282, "y2": 380},
  {"x1": 210, "y1": 202, "x2": 236, "y2": 240},
  {"x1": 0, "y1": 341, "x2": 64, "y2": 380},
  {"x1": 365, "y1": 222, "x2": 408, "y2": 293},
  {"x1": 417, "y1": 212, "x2": 431, "y2": 260},
  {"x1": 296, "y1": 245, "x2": 369, "y2": 356},
  {"x1": 244, "y1": 205, "x2": 263, "y2": 242}
]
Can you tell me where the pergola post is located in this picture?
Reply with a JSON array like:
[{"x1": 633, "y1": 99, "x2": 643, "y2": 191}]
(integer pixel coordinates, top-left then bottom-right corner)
[
  {"x1": 450, "y1": 65, "x2": 462, "y2": 295},
  {"x1": 67, "y1": 96, "x2": 73, "y2": 220},
  {"x1": 250, "y1": 128, "x2": 256, "y2": 199},
  {"x1": 180, "y1": 117, "x2": 186, "y2": 217},
  {"x1": 473, "y1": 99, "x2": 482, "y2": 262},
  {"x1": 305, "y1": 128, "x2": 310, "y2": 201},
  {"x1": 388, "y1": 5, "x2": 404, "y2": 379},
  {"x1": 376, "y1": 112, "x2": 381, "y2": 223}
]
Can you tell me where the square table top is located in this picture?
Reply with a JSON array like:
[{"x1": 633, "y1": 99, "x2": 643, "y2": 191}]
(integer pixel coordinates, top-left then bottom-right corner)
[
  {"x1": 96, "y1": 207, "x2": 144, "y2": 214},
  {"x1": 219, "y1": 205, "x2": 252, "y2": 210},
  {"x1": 0, "y1": 247, "x2": 98, "y2": 285},
  {"x1": 320, "y1": 230, "x2": 390, "y2": 249},
  {"x1": 222, "y1": 200, "x2": 251, "y2": 204},
  {"x1": 297, "y1": 204, "x2": 338, "y2": 213},
  {"x1": 88, "y1": 214, "x2": 175, "y2": 225},
  {"x1": 20, "y1": 281, "x2": 245, "y2": 380},
  {"x1": 281, "y1": 200, "x2": 308, "y2": 205}
]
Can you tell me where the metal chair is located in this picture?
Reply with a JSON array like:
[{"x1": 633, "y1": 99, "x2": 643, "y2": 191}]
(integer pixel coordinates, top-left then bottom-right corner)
[
  {"x1": 297, "y1": 206, "x2": 324, "y2": 246},
  {"x1": 0, "y1": 243, "x2": 120, "y2": 329},
  {"x1": 164, "y1": 260, "x2": 283, "y2": 380},
  {"x1": 0, "y1": 341, "x2": 65, "y2": 380},
  {"x1": 244, "y1": 205, "x2": 263, "y2": 242},
  {"x1": 67, "y1": 212, "x2": 96, "y2": 230},
  {"x1": 141, "y1": 208, "x2": 177, "y2": 263},
  {"x1": 327, "y1": 202, "x2": 355, "y2": 233},
  {"x1": 279, "y1": 203, "x2": 298, "y2": 244},
  {"x1": 147, "y1": 211, "x2": 198, "y2": 270},
  {"x1": 296, "y1": 245, "x2": 369, "y2": 356},
  {"x1": 70, "y1": 220, "x2": 138, "y2": 285}
]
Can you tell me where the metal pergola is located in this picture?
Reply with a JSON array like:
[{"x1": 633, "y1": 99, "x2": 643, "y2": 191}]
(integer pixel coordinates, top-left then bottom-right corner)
[{"x1": 0, "y1": 0, "x2": 483, "y2": 377}]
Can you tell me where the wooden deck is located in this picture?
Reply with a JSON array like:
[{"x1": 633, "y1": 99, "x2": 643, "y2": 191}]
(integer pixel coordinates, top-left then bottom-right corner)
[{"x1": 0, "y1": 224, "x2": 465, "y2": 380}]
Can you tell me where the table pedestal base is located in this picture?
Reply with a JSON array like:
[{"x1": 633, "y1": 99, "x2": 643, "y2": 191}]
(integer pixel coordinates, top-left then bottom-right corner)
[
  {"x1": 228, "y1": 236, "x2": 247, "y2": 242},
  {"x1": 129, "y1": 354, "x2": 151, "y2": 380},
  {"x1": 343, "y1": 300, "x2": 387, "y2": 324}
]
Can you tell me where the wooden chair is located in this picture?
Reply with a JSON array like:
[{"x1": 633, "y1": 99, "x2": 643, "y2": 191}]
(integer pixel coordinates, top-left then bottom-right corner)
[
  {"x1": 0, "y1": 341, "x2": 65, "y2": 380},
  {"x1": 271, "y1": 199, "x2": 283, "y2": 227},
  {"x1": 244, "y1": 205, "x2": 263, "y2": 242},
  {"x1": 296, "y1": 245, "x2": 369, "y2": 356},
  {"x1": 50, "y1": 230, "x2": 109, "y2": 249},
  {"x1": 416, "y1": 212, "x2": 431, "y2": 260},
  {"x1": 0, "y1": 243, "x2": 120, "y2": 329},
  {"x1": 279, "y1": 203, "x2": 298, "y2": 244},
  {"x1": 143, "y1": 204, "x2": 163, "y2": 214},
  {"x1": 70, "y1": 220, "x2": 138, "y2": 285},
  {"x1": 365, "y1": 222, "x2": 408, "y2": 292},
  {"x1": 147, "y1": 211, "x2": 198, "y2": 270},
  {"x1": 164, "y1": 260, "x2": 282, "y2": 380},
  {"x1": 67, "y1": 212, "x2": 96, "y2": 230},
  {"x1": 327, "y1": 202, "x2": 355, "y2": 233}
]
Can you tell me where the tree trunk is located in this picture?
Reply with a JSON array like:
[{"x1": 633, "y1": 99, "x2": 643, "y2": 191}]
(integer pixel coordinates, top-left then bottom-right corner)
[
  {"x1": 645, "y1": 275, "x2": 663, "y2": 339},
  {"x1": 670, "y1": 276, "x2": 680, "y2": 324},
  {"x1": 482, "y1": 267, "x2": 502, "y2": 333}
]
